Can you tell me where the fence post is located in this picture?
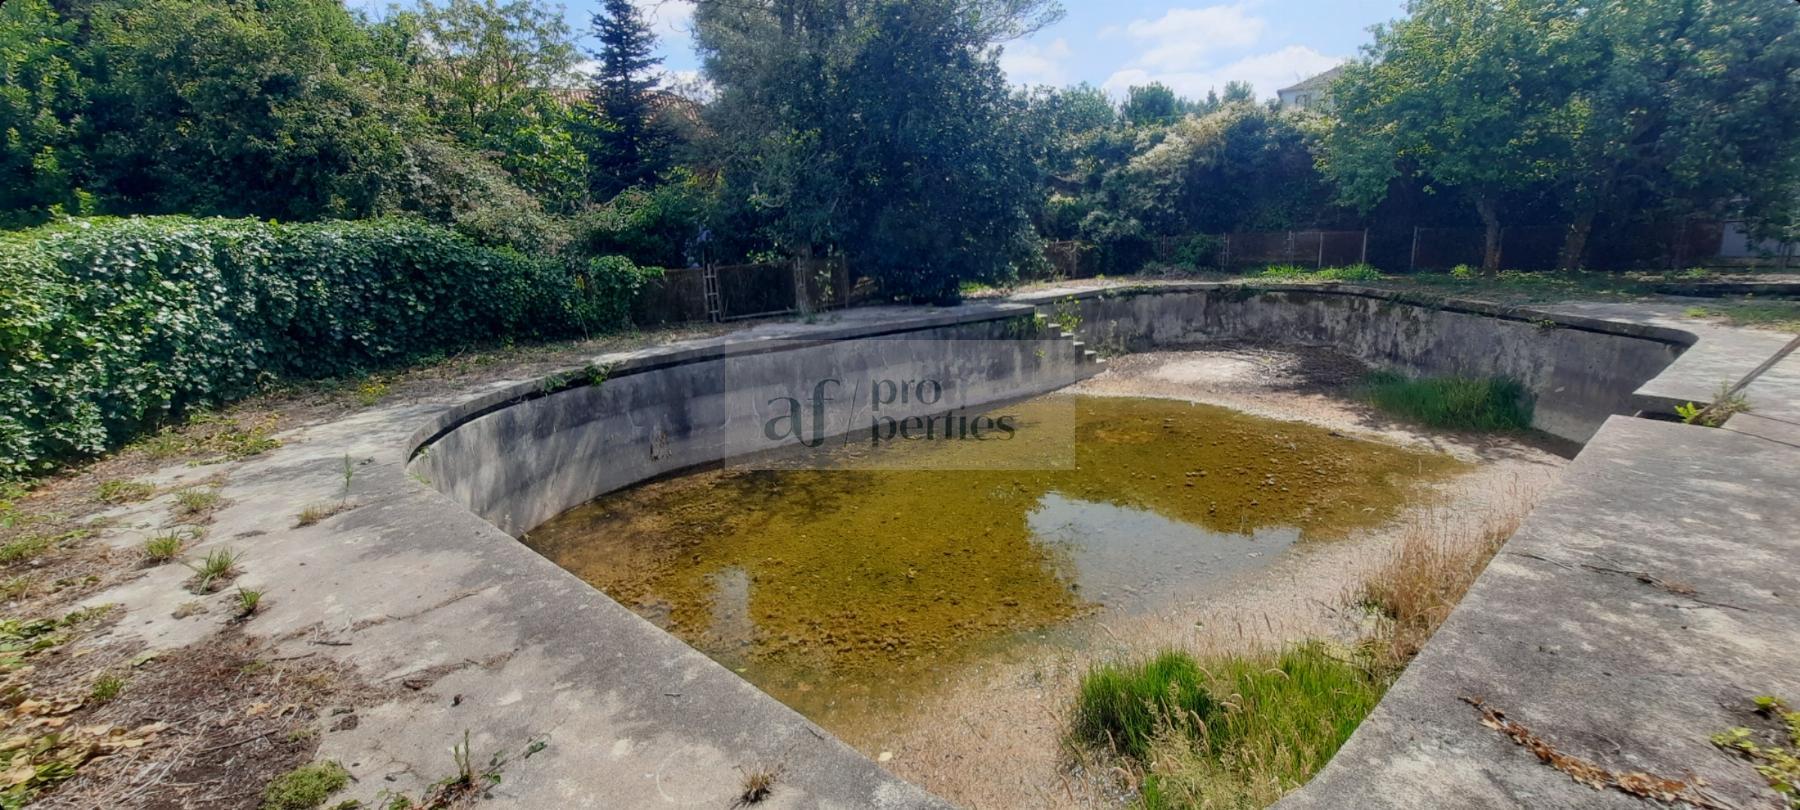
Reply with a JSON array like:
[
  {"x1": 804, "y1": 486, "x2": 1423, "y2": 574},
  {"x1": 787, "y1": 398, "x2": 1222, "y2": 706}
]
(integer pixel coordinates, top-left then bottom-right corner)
[
  {"x1": 1222, "y1": 234, "x2": 1231, "y2": 270},
  {"x1": 1316, "y1": 232, "x2": 1325, "y2": 268},
  {"x1": 1409, "y1": 226, "x2": 1419, "y2": 273},
  {"x1": 1361, "y1": 229, "x2": 1369, "y2": 265},
  {"x1": 1286, "y1": 231, "x2": 1295, "y2": 264}
]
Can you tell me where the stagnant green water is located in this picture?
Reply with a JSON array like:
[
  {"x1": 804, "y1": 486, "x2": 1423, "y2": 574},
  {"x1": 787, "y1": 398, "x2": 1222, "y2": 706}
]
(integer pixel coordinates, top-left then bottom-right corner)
[{"x1": 523, "y1": 394, "x2": 1461, "y2": 727}]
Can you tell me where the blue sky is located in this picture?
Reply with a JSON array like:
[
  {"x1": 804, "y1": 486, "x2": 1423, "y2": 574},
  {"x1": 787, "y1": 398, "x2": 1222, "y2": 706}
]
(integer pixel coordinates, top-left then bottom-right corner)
[{"x1": 366, "y1": 0, "x2": 1410, "y2": 100}]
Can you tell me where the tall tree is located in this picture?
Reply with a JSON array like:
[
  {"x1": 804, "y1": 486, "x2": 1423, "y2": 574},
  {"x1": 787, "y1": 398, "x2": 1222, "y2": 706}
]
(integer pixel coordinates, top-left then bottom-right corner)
[
  {"x1": 1322, "y1": 0, "x2": 1573, "y2": 271},
  {"x1": 1548, "y1": 0, "x2": 1800, "y2": 268},
  {"x1": 80, "y1": 0, "x2": 419, "y2": 220},
  {"x1": 588, "y1": 0, "x2": 666, "y2": 197},
  {"x1": 409, "y1": 0, "x2": 576, "y2": 142},
  {"x1": 694, "y1": 0, "x2": 1061, "y2": 301},
  {"x1": 0, "y1": 0, "x2": 88, "y2": 225}
]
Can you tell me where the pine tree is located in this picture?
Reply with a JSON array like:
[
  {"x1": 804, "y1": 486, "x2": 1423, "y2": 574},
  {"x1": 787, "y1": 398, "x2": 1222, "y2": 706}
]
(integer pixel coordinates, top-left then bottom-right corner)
[{"x1": 588, "y1": 0, "x2": 665, "y2": 198}]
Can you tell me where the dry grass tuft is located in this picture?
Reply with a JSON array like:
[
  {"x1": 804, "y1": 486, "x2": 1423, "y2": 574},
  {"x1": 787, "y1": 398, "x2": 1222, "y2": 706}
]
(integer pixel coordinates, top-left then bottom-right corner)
[
  {"x1": 293, "y1": 500, "x2": 352, "y2": 528},
  {"x1": 1354, "y1": 485, "x2": 1530, "y2": 674}
]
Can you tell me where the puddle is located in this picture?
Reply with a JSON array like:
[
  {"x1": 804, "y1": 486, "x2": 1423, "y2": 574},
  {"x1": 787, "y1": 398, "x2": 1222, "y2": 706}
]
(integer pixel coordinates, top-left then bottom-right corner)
[{"x1": 522, "y1": 395, "x2": 1463, "y2": 731}]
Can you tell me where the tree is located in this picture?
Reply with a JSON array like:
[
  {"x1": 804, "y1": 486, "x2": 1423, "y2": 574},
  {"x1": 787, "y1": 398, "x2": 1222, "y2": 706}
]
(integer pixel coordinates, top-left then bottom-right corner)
[
  {"x1": 80, "y1": 0, "x2": 419, "y2": 220},
  {"x1": 1322, "y1": 0, "x2": 1573, "y2": 270},
  {"x1": 1123, "y1": 82, "x2": 1181, "y2": 126},
  {"x1": 1548, "y1": 0, "x2": 1800, "y2": 268},
  {"x1": 0, "y1": 0, "x2": 88, "y2": 226},
  {"x1": 409, "y1": 0, "x2": 576, "y2": 144},
  {"x1": 693, "y1": 0, "x2": 1061, "y2": 302},
  {"x1": 587, "y1": 0, "x2": 668, "y2": 197},
  {"x1": 1113, "y1": 104, "x2": 1333, "y2": 235}
]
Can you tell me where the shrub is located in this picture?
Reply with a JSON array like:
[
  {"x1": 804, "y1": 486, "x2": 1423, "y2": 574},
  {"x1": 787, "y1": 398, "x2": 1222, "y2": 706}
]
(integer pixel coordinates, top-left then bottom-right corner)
[
  {"x1": 1, "y1": 216, "x2": 650, "y2": 479},
  {"x1": 1313, "y1": 264, "x2": 1383, "y2": 282},
  {"x1": 1357, "y1": 371, "x2": 1533, "y2": 432},
  {"x1": 1072, "y1": 650, "x2": 1216, "y2": 762},
  {"x1": 1170, "y1": 234, "x2": 1224, "y2": 270}
]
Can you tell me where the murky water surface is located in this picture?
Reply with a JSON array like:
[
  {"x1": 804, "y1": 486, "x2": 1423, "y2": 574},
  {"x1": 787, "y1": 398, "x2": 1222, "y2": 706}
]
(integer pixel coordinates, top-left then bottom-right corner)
[{"x1": 524, "y1": 395, "x2": 1461, "y2": 728}]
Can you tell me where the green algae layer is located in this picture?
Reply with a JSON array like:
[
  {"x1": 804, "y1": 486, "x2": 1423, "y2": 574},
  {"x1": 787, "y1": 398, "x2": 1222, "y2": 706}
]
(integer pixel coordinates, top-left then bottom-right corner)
[{"x1": 523, "y1": 395, "x2": 1462, "y2": 721}]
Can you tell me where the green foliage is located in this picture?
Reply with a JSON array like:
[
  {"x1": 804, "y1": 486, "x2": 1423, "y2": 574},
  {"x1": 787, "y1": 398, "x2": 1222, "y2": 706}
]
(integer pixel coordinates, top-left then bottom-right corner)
[
  {"x1": 184, "y1": 547, "x2": 242, "y2": 593},
  {"x1": 1261, "y1": 264, "x2": 1384, "y2": 282},
  {"x1": 88, "y1": 672, "x2": 124, "y2": 703},
  {"x1": 587, "y1": 0, "x2": 670, "y2": 197},
  {"x1": 1122, "y1": 83, "x2": 1181, "y2": 127},
  {"x1": 1138, "y1": 643, "x2": 1386, "y2": 808},
  {"x1": 574, "y1": 177, "x2": 709, "y2": 269},
  {"x1": 1712, "y1": 696, "x2": 1800, "y2": 808},
  {"x1": 0, "y1": 0, "x2": 88, "y2": 227},
  {"x1": 1358, "y1": 371, "x2": 1534, "y2": 432},
  {"x1": 408, "y1": 0, "x2": 577, "y2": 146},
  {"x1": 261, "y1": 761, "x2": 350, "y2": 810},
  {"x1": 696, "y1": 0, "x2": 1058, "y2": 302},
  {"x1": 140, "y1": 531, "x2": 186, "y2": 563},
  {"x1": 80, "y1": 0, "x2": 418, "y2": 221},
  {"x1": 1072, "y1": 651, "x2": 1217, "y2": 762},
  {"x1": 1, "y1": 216, "x2": 646, "y2": 480},
  {"x1": 96, "y1": 479, "x2": 153, "y2": 504}
]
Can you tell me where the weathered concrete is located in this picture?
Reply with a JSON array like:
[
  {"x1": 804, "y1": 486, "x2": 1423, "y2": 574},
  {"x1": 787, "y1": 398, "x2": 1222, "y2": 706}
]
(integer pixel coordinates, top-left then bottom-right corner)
[
  {"x1": 69, "y1": 282, "x2": 1799, "y2": 809},
  {"x1": 413, "y1": 309, "x2": 1099, "y2": 536},
  {"x1": 1279, "y1": 416, "x2": 1800, "y2": 810},
  {"x1": 1017, "y1": 283, "x2": 1690, "y2": 443}
]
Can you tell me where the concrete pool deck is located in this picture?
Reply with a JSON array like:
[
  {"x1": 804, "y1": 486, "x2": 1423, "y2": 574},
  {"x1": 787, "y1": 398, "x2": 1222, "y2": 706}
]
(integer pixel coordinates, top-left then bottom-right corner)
[{"x1": 72, "y1": 283, "x2": 1800, "y2": 808}]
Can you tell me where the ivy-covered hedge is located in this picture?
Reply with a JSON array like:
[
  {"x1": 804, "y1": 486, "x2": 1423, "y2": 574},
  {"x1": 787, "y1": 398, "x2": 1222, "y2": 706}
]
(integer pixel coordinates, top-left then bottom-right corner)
[{"x1": 1, "y1": 216, "x2": 658, "y2": 479}]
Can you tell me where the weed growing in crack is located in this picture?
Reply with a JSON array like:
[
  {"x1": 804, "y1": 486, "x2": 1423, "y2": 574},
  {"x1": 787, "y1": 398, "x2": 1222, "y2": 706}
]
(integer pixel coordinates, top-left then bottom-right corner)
[
  {"x1": 184, "y1": 548, "x2": 242, "y2": 593},
  {"x1": 235, "y1": 587, "x2": 264, "y2": 618}
]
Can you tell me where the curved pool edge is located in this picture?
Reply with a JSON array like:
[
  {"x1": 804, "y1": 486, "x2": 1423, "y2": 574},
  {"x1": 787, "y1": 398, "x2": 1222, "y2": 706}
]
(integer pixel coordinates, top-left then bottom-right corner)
[{"x1": 395, "y1": 283, "x2": 1799, "y2": 808}]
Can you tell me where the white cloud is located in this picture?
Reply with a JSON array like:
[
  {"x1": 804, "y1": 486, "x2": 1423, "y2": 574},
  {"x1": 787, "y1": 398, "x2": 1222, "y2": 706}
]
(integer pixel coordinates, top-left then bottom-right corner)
[
  {"x1": 633, "y1": 0, "x2": 695, "y2": 43},
  {"x1": 1102, "y1": 45, "x2": 1343, "y2": 101},
  {"x1": 1122, "y1": 4, "x2": 1266, "y2": 71},
  {"x1": 1000, "y1": 38, "x2": 1074, "y2": 87}
]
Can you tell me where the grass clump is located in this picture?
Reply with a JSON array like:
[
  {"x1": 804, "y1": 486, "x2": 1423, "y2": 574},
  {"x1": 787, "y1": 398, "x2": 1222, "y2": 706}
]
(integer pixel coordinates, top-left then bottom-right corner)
[
  {"x1": 1357, "y1": 371, "x2": 1533, "y2": 432},
  {"x1": 173, "y1": 488, "x2": 224, "y2": 517},
  {"x1": 1138, "y1": 644, "x2": 1386, "y2": 808},
  {"x1": 141, "y1": 531, "x2": 188, "y2": 564},
  {"x1": 1073, "y1": 645, "x2": 1386, "y2": 807},
  {"x1": 0, "y1": 529, "x2": 85, "y2": 565},
  {"x1": 235, "y1": 587, "x2": 264, "y2": 618},
  {"x1": 1073, "y1": 651, "x2": 1218, "y2": 762},
  {"x1": 184, "y1": 548, "x2": 243, "y2": 593},
  {"x1": 1356, "y1": 505, "x2": 1524, "y2": 674},
  {"x1": 294, "y1": 500, "x2": 352, "y2": 528},
  {"x1": 260, "y1": 760, "x2": 350, "y2": 810},
  {"x1": 89, "y1": 672, "x2": 125, "y2": 704},
  {"x1": 97, "y1": 480, "x2": 155, "y2": 504}
]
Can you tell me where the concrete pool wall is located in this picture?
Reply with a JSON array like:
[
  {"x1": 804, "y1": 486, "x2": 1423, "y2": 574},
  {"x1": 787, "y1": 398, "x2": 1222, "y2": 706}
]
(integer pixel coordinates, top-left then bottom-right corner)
[
  {"x1": 396, "y1": 282, "x2": 1800, "y2": 808},
  {"x1": 1024, "y1": 284, "x2": 1691, "y2": 443},
  {"x1": 410, "y1": 308, "x2": 1102, "y2": 537}
]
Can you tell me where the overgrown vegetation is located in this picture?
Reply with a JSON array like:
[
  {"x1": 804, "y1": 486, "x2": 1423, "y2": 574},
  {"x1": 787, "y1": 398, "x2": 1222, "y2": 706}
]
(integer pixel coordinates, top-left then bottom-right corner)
[
  {"x1": 1072, "y1": 651, "x2": 1217, "y2": 762},
  {"x1": 1073, "y1": 644, "x2": 1385, "y2": 808},
  {"x1": 1, "y1": 217, "x2": 658, "y2": 480},
  {"x1": 1357, "y1": 372, "x2": 1534, "y2": 432},
  {"x1": 1713, "y1": 695, "x2": 1800, "y2": 808},
  {"x1": 1677, "y1": 383, "x2": 1753, "y2": 428},
  {"x1": 1071, "y1": 494, "x2": 1531, "y2": 807},
  {"x1": 260, "y1": 760, "x2": 349, "y2": 810}
]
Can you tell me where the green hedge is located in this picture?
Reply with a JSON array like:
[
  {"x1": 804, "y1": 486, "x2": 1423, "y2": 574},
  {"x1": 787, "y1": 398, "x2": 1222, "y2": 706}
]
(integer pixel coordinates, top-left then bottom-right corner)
[{"x1": 1, "y1": 216, "x2": 658, "y2": 479}]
